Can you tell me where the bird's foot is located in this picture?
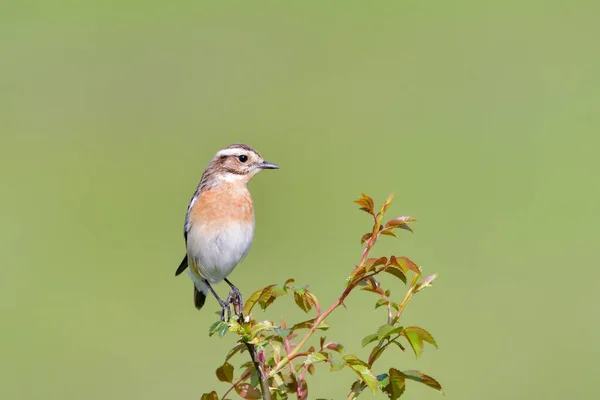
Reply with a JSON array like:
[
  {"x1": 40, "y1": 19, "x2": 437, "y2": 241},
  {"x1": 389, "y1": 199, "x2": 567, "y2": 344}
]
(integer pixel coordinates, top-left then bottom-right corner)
[
  {"x1": 227, "y1": 288, "x2": 244, "y2": 320},
  {"x1": 218, "y1": 299, "x2": 231, "y2": 322}
]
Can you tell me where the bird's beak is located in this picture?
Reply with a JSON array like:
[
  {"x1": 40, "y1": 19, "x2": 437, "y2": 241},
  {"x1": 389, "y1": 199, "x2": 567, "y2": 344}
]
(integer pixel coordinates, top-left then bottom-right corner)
[{"x1": 260, "y1": 161, "x2": 280, "y2": 169}]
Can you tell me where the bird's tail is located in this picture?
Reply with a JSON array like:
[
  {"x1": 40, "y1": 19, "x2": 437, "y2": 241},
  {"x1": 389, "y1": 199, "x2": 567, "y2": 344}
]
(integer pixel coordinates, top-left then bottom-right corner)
[{"x1": 194, "y1": 285, "x2": 207, "y2": 310}]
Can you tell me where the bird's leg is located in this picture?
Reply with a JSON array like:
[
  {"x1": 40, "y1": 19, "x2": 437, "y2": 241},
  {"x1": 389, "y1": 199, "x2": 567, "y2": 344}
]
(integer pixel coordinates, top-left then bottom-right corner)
[
  {"x1": 224, "y1": 278, "x2": 243, "y2": 319},
  {"x1": 202, "y1": 279, "x2": 231, "y2": 321}
]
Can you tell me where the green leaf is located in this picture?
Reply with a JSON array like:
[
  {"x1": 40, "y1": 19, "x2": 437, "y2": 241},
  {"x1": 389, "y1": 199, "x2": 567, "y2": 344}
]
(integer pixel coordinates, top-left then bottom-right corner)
[
  {"x1": 235, "y1": 383, "x2": 262, "y2": 399},
  {"x1": 242, "y1": 285, "x2": 275, "y2": 315},
  {"x1": 274, "y1": 327, "x2": 292, "y2": 338},
  {"x1": 383, "y1": 265, "x2": 407, "y2": 284},
  {"x1": 293, "y1": 288, "x2": 316, "y2": 313},
  {"x1": 272, "y1": 373, "x2": 285, "y2": 390},
  {"x1": 243, "y1": 279, "x2": 295, "y2": 316},
  {"x1": 249, "y1": 320, "x2": 274, "y2": 339},
  {"x1": 343, "y1": 355, "x2": 378, "y2": 394},
  {"x1": 377, "y1": 373, "x2": 389, "y2": 389},
  {"x1": 209, "y1": 320, "x2": 228, "y2": 337},
  {"x1": 377, "y1": 324, "x2": 395, "y2": 340},
  {"x1": 361, "y1": 333, "x2": 379, "y2": 348},
  {"x1": 402, "y1": 370, "x2": 443, "y2": 392},
  {"x1": 225, "y1": 342, "x2": 245, "y2": 362},
  {"x1": 415, "y1": 274, "x2": 437, "y2": 292},
  {"x1": 201, "y1": 392, "x2": 219, "y2": 400},
  {"x1": 380, "y1": 229, "x2": 398, "y2": 238},
  {"x1": 304, "y1": 352, "x2": 327, "y2": 365},
  {"x1": 381, "y1": 193, "x2": 395, "y2": 214},
  {"x1": 402, "y1": 326, "x2": 437, "y2": 358},
  {"x1": 329, "y1": 356, "x2": 346, "y2": 372},
  {"x1": 404, "y1": 326, "x2": 438, "y2": 347},
  {"x1": 375, "y1": 298, "x2": 388, "y2": 309},
  {"x1": 291, "y1": 318, "x2": 329, "y2": 331},
  {"x1": 216, "y1": 362, "x2": 234, "y2": 383},
  {"x1": 391, "y1": 339, "x2": 406, "y2": 352},
  {"x1": 390, "y1": 256, "x2": 421, "y2": 275},
  {"x1": 382, "y1": 368, "x2": 406, "y2": 400}
]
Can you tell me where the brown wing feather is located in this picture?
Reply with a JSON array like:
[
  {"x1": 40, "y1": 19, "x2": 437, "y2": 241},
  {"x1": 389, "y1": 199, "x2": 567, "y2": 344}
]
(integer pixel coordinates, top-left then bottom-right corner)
[{"x1": 175, "y1": 255, "x2": 188, "y2": 276}]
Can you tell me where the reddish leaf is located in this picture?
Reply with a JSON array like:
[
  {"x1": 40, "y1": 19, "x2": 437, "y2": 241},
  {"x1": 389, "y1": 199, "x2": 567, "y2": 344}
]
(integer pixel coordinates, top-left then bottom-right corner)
[
  {"x1": 354, "y1": 193, "x2": 375, "y2": 214},
  {"x1": 359, "y1": 277, "x2": 384, "y2": 295},
  {"x1": 235, "y1": 383, "x2": 262, "y2": 399},
  {"x1": 216, "y1": 362, "x2": 234, "y2": 383},
  {"x1": 323, "y1": 342, "x2": 344, "y2": 353},
  {"x1": 347, "y1": 265, "x2": 366, "y2": 283},
  {"x1": 385, "y1": 216, "x2": 416, "y2": 233},
  {"x1": 201, "y1": 392, "x2": 218, "y2": 400},
  {"x1": 390, "y1": 256, "x2": 421, "y2": 275},
  {"x1": 364, "y1": 257, "x2": 387, "y2": 272},
  {"x1": 360, "y1": 232, "x2": 372, "y2": 244}
]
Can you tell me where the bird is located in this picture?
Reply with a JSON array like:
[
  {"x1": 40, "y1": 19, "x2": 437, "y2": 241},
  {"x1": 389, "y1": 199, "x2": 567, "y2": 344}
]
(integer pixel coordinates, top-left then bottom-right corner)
[{"x1": 175, "y1": 144, "x2": 279, "y2": 320}]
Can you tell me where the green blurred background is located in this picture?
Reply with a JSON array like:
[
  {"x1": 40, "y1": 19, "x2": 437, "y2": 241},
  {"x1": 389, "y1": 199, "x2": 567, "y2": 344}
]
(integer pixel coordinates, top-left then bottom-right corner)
[{"x1": 2, "y1": 1, "x2": 599, "y2": 399}]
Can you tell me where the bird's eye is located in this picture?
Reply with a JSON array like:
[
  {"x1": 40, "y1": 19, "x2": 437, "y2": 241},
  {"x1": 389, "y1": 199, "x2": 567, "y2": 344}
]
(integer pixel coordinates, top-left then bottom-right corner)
[{"x1": 238, "y1": 155, "x2": 248, "y2": 163}]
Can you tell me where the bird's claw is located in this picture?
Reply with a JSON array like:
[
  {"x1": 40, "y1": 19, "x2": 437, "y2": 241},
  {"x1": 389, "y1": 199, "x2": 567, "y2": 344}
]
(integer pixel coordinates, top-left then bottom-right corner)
[
  {"x1": 219, "y1": 300, "x2": 231, "y2": 322},
  {"x1": 227, "y1": 289, "x2": 244, "y2": 320}
]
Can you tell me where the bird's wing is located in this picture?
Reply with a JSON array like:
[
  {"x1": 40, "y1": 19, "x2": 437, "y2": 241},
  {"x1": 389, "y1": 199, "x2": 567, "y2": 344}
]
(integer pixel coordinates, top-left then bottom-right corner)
[
  {"x1": 176, "y1": 191, "x2": 199, "y2": 276},
  {"x1": 175, "y1": 254, "x2": 188, "y2": 276}
]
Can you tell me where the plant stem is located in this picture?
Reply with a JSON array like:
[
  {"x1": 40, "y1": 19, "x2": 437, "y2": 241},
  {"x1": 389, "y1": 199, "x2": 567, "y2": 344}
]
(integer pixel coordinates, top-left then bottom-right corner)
[
  {"x1": 245, "y1": 342, "x2": 271, "y2": 400},
  {"x1": 270, "y1": 227, "x2": 381, "y2": 378},
  {"x1": 269, "y1": 298, "x2": 342, "y2": 377}
]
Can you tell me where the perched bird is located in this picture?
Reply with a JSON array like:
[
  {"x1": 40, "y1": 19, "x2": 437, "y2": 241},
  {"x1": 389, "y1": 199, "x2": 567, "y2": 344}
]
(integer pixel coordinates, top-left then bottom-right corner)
[{"x1": 175, "y1": 144, "x2": 279, "y2": 320}]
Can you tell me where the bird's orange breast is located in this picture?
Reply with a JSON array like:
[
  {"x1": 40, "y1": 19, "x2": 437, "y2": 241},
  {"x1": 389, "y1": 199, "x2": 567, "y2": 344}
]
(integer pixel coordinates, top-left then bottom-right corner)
[{"x1": 189, "y1": 183, "x2": 254, "y2": 228}]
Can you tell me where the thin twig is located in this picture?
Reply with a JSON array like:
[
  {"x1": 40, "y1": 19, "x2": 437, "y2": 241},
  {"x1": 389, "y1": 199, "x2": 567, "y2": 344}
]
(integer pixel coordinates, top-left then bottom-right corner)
[
  {"x1": 269, "y1": 229, "x2": 383, "y2": 378},
  {"x1": 221, "y1": 368, "x2": 252, "y2": 400}
]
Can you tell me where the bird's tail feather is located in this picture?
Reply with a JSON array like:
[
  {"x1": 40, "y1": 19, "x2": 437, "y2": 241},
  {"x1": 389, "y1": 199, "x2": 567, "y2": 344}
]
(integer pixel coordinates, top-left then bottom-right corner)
[{"x1": 194, "y1": 286, "x2": 206, "y2": 309}]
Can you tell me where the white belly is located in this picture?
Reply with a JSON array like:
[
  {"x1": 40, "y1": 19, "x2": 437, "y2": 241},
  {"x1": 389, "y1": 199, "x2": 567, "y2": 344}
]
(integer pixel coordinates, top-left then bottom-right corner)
[{"x1": 186, "y1": 221, "x2": 254, "y2": 285}]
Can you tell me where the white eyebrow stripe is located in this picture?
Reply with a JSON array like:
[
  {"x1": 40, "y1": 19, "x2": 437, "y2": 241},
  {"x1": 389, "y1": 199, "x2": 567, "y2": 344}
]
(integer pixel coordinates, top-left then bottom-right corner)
[{"x1": 216, "y1": 148, "x2": 245, "y2": 157}]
